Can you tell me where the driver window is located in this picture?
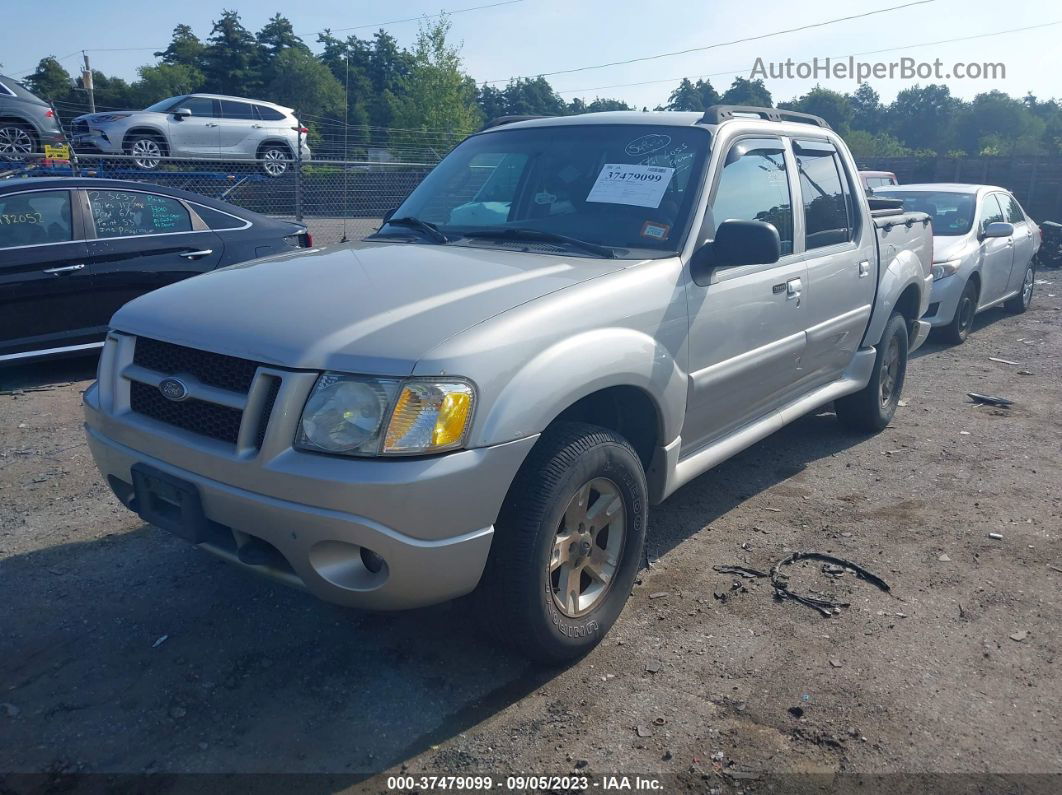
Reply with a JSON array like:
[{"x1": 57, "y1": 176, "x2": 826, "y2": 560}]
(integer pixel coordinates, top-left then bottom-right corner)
[
  {"x1": 709, "y1": 139, "x2": 794, "y2": 256},
  {"x1": 980, "y1": 194, "x2": 1006, "y2": 233}
]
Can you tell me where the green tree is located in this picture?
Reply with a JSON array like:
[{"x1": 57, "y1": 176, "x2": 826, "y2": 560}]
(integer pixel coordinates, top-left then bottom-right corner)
[
  {"x1": 23, "y1": 57, "x2": 73, "y2": 103},
  {"x1": 581, "y1": 97, "x2": 632, "y2": 113},
  {"x1": 500, "y1": 77, "x2": 567, "y2": 116},
  {"x1": 720, "y1": 77, "x2": 772, "y2": 107},
  {"x1": 202, "y1": 10, "x2": 261, "y2": 96},
  {"x1": 844, "y1": 129, "x2": 911, "y2": 157},
  {"x1": 956, "y1": 90, "x2": 1045, "y2": 155},
  {"x1": 849, "y1": 83, "x2": 883, "y2": 132},
  {"x1": 779, "y1": 85, "x2": 852, "y2": 133},
  {"x1": 886, "y1": 84, "x2": 961, "y2": 154},
  {"x1": 663, "y1": 78, "x2": 719, "y2": 111},
  {"x1": 391, "y1": 16, "x2": 481, "y2": 144},
  {"x1": 132, "y1": 62, "x2": 204, "y2": 106},
  {"x1": 155, "y1": 24, "x2": 206, "y2": 69},
  {"x1": 257, "y1": 13, "x2": 309, "y2": 89},
  {"x1": 268, "y1": 48, "x2": 344, "y2": 118}
]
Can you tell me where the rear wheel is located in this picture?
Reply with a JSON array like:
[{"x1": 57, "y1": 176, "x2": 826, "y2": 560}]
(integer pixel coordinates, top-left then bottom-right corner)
[
  {"x1": 259, "y1": 144, "x2": 292, "y2": 177},
  {"x1": 1005, "y1": 261, "x2": 1035, "y2": 314},
  {"x1": 0, "y1": 122, "x2": 36, "y2": 161},
  {"x1": 942, "y1": 278, "x2": 978, "y2": 344},
  {"x1": 835, "y1": 311, "x2": 909, "y2": 433},
  {"x1": 479, "y1": 422, "x2": 647, "y2": 664},
  {"x1": 126, "y1": 134, "x2": 165, "y2": 170}
]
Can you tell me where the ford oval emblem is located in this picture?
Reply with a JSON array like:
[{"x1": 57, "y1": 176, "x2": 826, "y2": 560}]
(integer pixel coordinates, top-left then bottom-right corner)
[{"x1": 158, "y1": 377, "x2": 189, "y2": 402}]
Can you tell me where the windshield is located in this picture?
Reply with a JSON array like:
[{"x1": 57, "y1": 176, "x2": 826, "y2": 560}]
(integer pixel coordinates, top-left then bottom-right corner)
[
  {"x1": 875, "y1": 189, "x2": 976, "y2": 236},
  {"x1": 382, "y1": 124, "x2": 710, "y2": 257},
  {"x1": 144, "y1": 96, "x2": 184, "y2": 113}
]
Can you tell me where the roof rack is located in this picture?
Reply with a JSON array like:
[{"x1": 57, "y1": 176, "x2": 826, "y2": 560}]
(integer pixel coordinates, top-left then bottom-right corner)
[
  {"x1": 698, "y1": 105, "x2": 831, "y2": 129},
  {"x1": 482, "y1": 115, "x2": 554, "y2": 130}
]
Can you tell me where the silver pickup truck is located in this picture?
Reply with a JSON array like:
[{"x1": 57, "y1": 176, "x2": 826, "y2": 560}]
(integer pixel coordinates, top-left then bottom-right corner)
[{"x1": 84, "y1": 107, "x2": 933, "y2": 663}]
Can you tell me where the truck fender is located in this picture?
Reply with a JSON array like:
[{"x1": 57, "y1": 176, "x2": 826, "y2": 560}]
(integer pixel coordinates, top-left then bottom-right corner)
[
  {"x1": 862, "y1": 247, "x2": 927, "y2": 347},
  {"x1": 471, "y1": 327, "x2": 686, "y2": 450}
]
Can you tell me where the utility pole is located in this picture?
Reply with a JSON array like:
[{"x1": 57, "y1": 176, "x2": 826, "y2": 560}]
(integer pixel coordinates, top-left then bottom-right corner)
[{"x1": 82, "y1": 52, "x2": 95, "y2": 114}]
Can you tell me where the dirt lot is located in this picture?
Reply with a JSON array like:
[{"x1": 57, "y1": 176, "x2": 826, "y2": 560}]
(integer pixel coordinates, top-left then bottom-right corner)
[{"x1": 1, "y1": 283, "x2": 1061, "y2": 792}]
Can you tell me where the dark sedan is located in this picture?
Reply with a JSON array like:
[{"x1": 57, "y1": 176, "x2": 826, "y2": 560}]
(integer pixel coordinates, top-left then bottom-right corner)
[{"x1": 0, "y1": 177, "x2": 312, "y2": 363}]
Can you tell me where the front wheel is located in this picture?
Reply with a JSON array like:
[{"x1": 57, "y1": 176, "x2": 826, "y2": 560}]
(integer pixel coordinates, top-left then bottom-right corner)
[
  {"x1": 479, "y1": 422, "x2": 647, "y2": 664},
  {"x1": 126, "y1": 134, "x2": 165, "y2": 170},
  {"x1": 1005, "y1": 261, "x2": 1035, "y2": 314},
  {"x1": 942, "y1": 278, "x2": 978, "y2": 344},
  {"x1": 835, "y1": 311, "x2": 909, "y2": 433}
]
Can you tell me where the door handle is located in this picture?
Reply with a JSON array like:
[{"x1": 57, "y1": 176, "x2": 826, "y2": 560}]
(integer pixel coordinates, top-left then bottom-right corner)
[
  {"x1": 206, "y1": 122, "x2": 219, "y2": 127},
  {"x1": 786, "y1": 277, "x2": 802, "y2": 297},
  {"x1": 179, "y1": 249, "x2": 214, "y2": 259},
  {"x1": 43, "y1": 263, "x2": 85, "y2": 275},
  {"x1": 252, "y1": 124, "x2": 263, "y2": 129},
  {"x1": 858, "y1": 260, "x2": 871, "y2": 278}
]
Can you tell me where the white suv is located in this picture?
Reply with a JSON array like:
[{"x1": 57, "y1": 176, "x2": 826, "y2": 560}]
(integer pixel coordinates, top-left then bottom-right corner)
[{"x1": 71, "y1": 94, "x2": 310, "y2": 176}]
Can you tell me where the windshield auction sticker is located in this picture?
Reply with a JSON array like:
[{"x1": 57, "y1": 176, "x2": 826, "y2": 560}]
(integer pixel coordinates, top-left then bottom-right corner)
[{"x1": 586, "y1": 164, "x2": 675, "y2": 208}]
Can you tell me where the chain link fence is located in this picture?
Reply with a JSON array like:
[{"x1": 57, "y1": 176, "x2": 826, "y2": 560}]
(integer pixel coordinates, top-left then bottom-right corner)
[{"x1": 1, "y1": 106, "x2": 465, "y2": 244}]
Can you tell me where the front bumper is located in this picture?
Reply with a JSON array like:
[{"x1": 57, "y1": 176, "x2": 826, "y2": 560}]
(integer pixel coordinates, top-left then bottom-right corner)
[
  {"x1": 924, "y1": 270, "x2": 970, "y2": 327},
  {"x1": 84, "y1": 372, "x2": 537, "y2": 611},
  {"x1": 71, "y1": 129, "x2": 121, "y2": 154}
]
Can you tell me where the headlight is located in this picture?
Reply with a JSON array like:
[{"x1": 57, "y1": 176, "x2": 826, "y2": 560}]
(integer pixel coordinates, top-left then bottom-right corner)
[
  {"x1": 95, "y1": 113, "x2": 131, "y2": 122},
  {"x1": 932, "y1": 259, "x2": 961, "y2": 280},
  {"x1": 296, "y1": 373, "x2": 475, "y2": 457}
]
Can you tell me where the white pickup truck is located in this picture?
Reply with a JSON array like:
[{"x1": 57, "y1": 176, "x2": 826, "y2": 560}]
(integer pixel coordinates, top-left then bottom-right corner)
[{"x1": 85, "y1": 106, "x2": 933, "y2": 662}]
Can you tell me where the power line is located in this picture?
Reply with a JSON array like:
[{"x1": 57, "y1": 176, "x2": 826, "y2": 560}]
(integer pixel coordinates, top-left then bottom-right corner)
[
  {"x1": 484, "y1": 0, "x2": 937, "y2": 84},
  {"x1": 552, "y1": 19, "x2": 1062, "y2": 97}
]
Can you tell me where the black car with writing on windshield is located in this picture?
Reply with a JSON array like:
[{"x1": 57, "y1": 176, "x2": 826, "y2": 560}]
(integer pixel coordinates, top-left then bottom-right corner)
[{"x1": 0, "y1": 177, "x2": 311, "y2": 365}]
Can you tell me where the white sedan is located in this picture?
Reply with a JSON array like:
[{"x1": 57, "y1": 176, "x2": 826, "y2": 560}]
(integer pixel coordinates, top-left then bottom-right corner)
[{"x1": 876, "y1": 183, "x2": 1040, "y2": 343}]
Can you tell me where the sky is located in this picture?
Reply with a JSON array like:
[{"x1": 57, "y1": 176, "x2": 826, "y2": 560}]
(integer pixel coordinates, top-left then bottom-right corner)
[{"x1": 2, "y1": 0, "x2": 1060, "y2": 108}]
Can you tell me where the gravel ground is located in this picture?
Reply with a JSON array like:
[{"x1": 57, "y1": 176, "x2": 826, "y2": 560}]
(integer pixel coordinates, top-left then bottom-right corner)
[{"x1": 1, "y1": 280, "x2": 1060, "y2": 791}]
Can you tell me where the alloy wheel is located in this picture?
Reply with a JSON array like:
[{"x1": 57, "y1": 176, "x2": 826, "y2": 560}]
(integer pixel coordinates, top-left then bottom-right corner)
[
  {"x1": 262, "y1": 149, "x2": 290, "y2": 176},
  {"x1": 1022, "y1": 267, "x2": 1034, "y2": 307},
  {"x1": 130, "y1": 138, "x2": 162, "y2": 169},
  {"x1": 0, "y1": 125, "x2": 33, "y2": 158},
  {"x1": 549, "y1": 477, "x2": 626, "y2": 618},
  {"x1": 879, "y1": 337, "x2": 901, "y2": 407}
]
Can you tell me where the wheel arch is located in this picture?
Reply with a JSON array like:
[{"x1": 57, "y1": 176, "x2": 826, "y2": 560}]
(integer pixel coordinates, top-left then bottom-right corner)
[
  {"x1": 122, "y1": 127, "x2": 168, "y2": 152},
  {"x1": 256, "y1": 138, "x2": 294, "y2": 157},
  {"x1": 862, "y1": 247, "x2": 929, "y2": 347}
]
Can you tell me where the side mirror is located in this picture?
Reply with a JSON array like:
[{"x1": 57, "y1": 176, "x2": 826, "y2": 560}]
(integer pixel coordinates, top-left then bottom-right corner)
[
  {"x1": 172, "y1": 108, "x2": 192, "y2": 119},
  {"x1": 982, "y1": 221, "x2": 1013, "y2": 239},
  {"x1": 382, "y1": 208, "x2": 397, "y2": 224},
  {"x1": 690, "y1": 219, "x2": 781, "y2": 286}
]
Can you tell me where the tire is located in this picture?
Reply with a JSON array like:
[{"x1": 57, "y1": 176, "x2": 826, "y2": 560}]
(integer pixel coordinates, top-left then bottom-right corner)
[
  {"x1": 0, "y1": 122, "x2": 37, "y2": 161},
  {"x1": 1004, "y1": 261, "x2": 1035, "y2": 314},
  {"x1": 125, "y1": 134, "x2": 165, "y2": 170},
  {"x1": 259, "y1": 144, "x2": 292, "y2": 177},
  {"x1": 835, "y1": 311, "x2": 909, "y2": 433},
  {"x1": 941, "y1": 278, "x2": 978, "y2": 344},
  {"x1": 479, "y1": 422, "x2": 647, "y2": 664}
]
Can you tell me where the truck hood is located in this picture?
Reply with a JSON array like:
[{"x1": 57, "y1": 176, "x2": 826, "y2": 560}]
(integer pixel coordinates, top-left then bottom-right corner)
[{"x1": 111, "y1": 241, "x2": 629, "y2": 375}]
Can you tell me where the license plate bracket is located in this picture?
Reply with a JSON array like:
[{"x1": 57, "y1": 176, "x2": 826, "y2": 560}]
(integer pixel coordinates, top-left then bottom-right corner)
[{"x1": 131, "y1": 464, "x2": 210, "y2": 544}]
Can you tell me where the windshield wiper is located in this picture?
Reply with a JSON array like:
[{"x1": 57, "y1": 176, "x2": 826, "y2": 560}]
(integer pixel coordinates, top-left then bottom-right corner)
[
  {"x1": 462, "y1": 228, "x2": 615, "y2": 258},
  {"x1": 383, "y1": 216, "x2": 450, "y2": 243}
]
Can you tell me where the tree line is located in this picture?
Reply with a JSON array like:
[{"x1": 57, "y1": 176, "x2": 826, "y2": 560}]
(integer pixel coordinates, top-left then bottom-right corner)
[{"x1": 16, "y1": 10, "x2": 1062, "y2": 160}]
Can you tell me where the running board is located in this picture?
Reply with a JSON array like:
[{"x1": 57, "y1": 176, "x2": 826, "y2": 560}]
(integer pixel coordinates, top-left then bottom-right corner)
[{"x1": 660, "y1": 349, "x2": 875, "y2": 500}]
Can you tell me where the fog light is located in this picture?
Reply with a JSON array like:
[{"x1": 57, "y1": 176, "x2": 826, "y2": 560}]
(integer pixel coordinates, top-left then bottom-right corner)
[{"x1": 360, "y1": 547, "x2": 385, "y2": 574}]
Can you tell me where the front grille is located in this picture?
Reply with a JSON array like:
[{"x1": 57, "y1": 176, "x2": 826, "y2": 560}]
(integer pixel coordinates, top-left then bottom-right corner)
[
  {"x1": 254, "y1": 379, "x2": 281, "y2": 449},
  {"x1": 130, "y1": 381, "x2": 243, "y2": 444},
  {"x1": 134, "y1": 337, "x2": 259, "y2": 394}
]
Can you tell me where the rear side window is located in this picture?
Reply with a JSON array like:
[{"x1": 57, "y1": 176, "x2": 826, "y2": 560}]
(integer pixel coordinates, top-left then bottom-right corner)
[
  {"x1": 980, "y1": 194, "x2": 1006, "y2": 232},
  {"x1": 89, "y1": 190, "x2": 192, "y2": 238},
  {"x1": 0, "y1": 190, "x2": 73, "y2": 248},
  {"x1": 254, "y1": 105, "x2": 286, "y2": 121},
  {"x1": 796, "y1": 142, "x2": 852, "y2": 250},
  {"x1": 710, "y1": 138, "x2": 794, "y2": 256},
  {"x1": 1003, "y1": 194, "x2": 1026, "y2": 224},
  {"x1": 220, "y1": 100, "x2": 255, "y2": 119},
  {"x1": 193, "y1": 204, "x2": 248, "y2": 230}
]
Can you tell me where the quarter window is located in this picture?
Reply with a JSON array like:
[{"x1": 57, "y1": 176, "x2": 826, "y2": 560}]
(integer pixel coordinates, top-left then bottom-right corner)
[
  {"x1": 710, "y1": 139, "x2": 794, "y2": 255},
  {"x1": 0, "y1": 190, "x2": 73, "y2": 248},
  {"x1": 796, "y1": 143, "x2": 852, "y2": 250},
  {"x1": 254, "y1": 104, "x2": 286, "y2": 121},
  {"x1": 89, "y1": 190, "x2": 192, "y2": 238}
]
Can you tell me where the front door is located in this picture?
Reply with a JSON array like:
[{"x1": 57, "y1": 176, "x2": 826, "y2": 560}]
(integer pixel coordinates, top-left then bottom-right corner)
[
  {"x1": 683, "y1": 136, "x2": 806, "y2": 454},
  {"x1": 83, "y1": 188, "x2": 224, "y2": 328},
  {"x1": 793, "y1": 138, "x2": 877, "y2": 386},
  {"x1": 165, "y1": 96, "x2": 221, "y2": 158},
  {"x1": 0, "y1": 188, "x2": 94, "y2": 360},
  {"x1": 977, "y1": 193, "x2": 1014, "y2": 305}
]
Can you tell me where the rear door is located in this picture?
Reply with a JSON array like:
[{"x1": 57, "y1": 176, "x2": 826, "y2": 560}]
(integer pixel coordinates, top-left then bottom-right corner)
[
  {"x1": 683, "y1": 136, "x2": 807, "y2": 452},
  {"x1": 0, "y1": 188, "x2": 94, "y2": 360},
  {"x1": 82, "y1": 187, "x2": 224, "y2": 327},
  {"x1": 793, "y1": 138, "x2": 877, "y2": 386},
  {"x1": 165, "y1": 97, "x2": 221, "y2": 158},
  {"x1": 977, "y1": 193, "x2": 1014, "y2": 304},
  {"x1": 217, "y1": 99, "x2": 259, "y2": 159}
]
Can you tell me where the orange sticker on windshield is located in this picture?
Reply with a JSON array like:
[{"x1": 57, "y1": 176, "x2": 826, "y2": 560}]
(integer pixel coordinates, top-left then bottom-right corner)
[{"x1": 641, "y1": 221, "x2": 670, "y2": 241}]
